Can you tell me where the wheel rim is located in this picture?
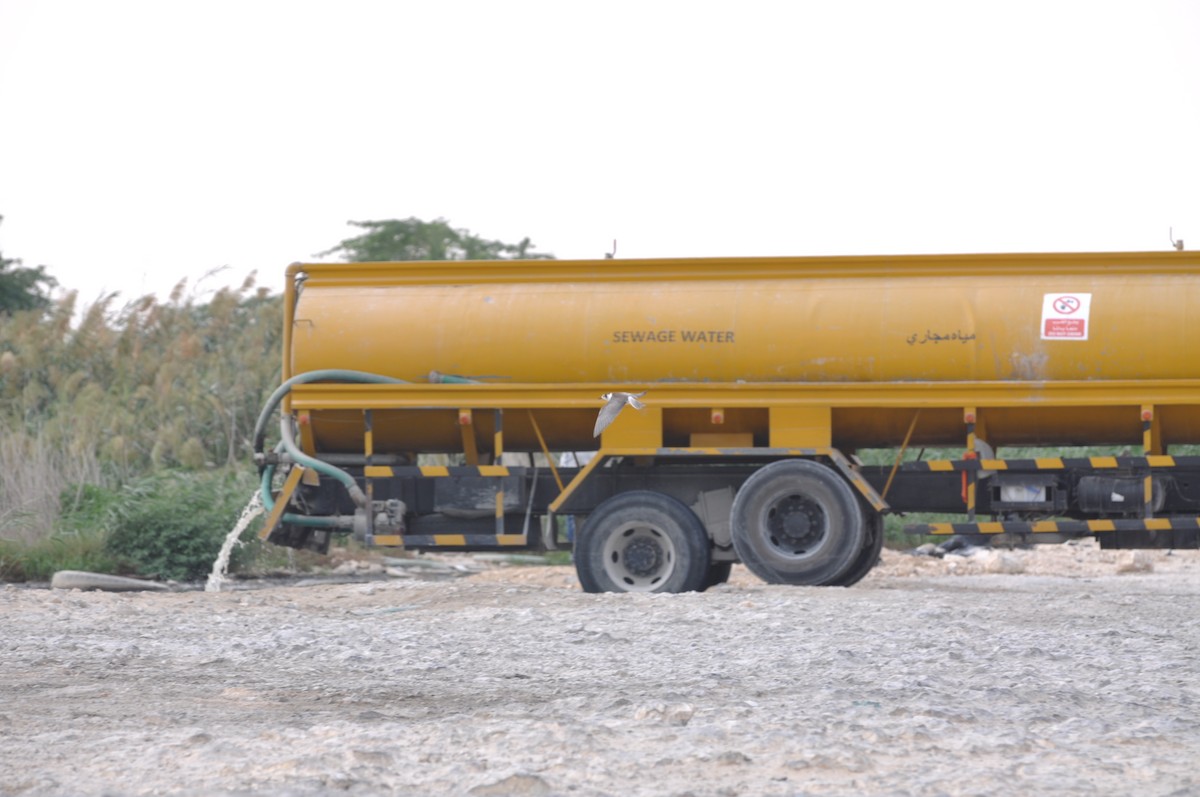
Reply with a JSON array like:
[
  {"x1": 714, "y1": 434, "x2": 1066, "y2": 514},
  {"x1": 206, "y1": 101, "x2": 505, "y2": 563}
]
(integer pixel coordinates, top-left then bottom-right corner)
[
  {"x1": 601, "y1": 522, "x2": 677, "y2": 591},
  {"x1": 763, "y1": 493, "x2": 829, "y2": 560}
]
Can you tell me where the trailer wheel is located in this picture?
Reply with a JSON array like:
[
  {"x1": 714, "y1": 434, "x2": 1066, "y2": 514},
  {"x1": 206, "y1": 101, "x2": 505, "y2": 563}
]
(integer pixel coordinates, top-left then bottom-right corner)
[
  {"x1": 825, "y1": 508, "x2": 885, "y2": 587},
  {"x1": 575, "y1": 491, "x2": 711, "y2": 594},
  {"x1": 730, "y1": 459, "x2": 865, "y2": 586}
]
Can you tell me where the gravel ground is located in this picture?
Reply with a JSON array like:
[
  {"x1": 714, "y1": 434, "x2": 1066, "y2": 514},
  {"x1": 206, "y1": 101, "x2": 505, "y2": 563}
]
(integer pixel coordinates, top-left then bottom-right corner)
[{"x1": 3, "y1": 542, "x2": 1200, "y2": 797}]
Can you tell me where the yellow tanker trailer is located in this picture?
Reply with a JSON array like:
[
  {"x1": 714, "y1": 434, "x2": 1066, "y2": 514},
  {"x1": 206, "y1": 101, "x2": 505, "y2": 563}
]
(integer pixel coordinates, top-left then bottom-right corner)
[{"x1": 254, "y1": 251, "x2": 1200, "y2": 592}]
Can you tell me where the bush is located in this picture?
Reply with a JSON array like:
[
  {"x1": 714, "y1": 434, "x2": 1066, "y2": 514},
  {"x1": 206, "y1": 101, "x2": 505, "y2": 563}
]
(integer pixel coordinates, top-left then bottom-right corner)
[
  {"x1": 0, "y1": 530, "x2": 118, "y2": 582},
  {"x1": 103, "y1": 469, "x2": 262, "y2": 581},
  {"x1": 0, "y1": 481, "x2": 118, "y2": 582}
]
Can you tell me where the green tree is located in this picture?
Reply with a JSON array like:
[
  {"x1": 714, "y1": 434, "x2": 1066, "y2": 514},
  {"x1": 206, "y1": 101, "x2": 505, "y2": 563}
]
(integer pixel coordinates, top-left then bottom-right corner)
[
  {"x1": 0, "y1": 216, "x2": 56, "y2": 314},
  {"x1": 319, "y1": 217, "x2": 553, "y2": 262}
]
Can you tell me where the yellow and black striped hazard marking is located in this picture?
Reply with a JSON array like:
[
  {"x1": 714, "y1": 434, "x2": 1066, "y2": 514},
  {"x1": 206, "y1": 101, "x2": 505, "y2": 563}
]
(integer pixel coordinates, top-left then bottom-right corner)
[
  {"x1": 902, "y1": 455, "x2": 1200, "y2": 473},
  {"x1": 906, "y1": 517, "x2": 1200, "y2": 536},
  {"x1": 826, "y1": 449, "x2": 889, "y2": 511},
  {"x1": 364, "y1": 533, "x2": 527, "y2": 548},
  {"x1": 364, "y1": 465, "x2": 510, "y2": 478}
]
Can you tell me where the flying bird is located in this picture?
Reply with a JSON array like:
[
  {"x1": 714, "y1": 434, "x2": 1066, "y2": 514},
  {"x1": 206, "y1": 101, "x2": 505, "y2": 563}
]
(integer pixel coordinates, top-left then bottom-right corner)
[{"x1": 594, "y1": 391, "x2": 647, "y2": 437}]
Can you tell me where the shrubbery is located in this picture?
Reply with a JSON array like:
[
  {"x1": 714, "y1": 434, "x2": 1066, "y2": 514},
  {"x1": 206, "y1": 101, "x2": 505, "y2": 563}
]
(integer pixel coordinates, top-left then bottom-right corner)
[
  {"x1": 0, "y1": 470, "x2": 265, "y2": 582},
  {"x1": 102, "y1": 470, "x2": 263, "y2": 581}
]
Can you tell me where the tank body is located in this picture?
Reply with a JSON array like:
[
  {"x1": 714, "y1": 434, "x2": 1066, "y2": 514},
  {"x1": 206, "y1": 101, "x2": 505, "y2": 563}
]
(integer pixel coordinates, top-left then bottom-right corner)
[{"x1": 286, "y1": 252, "x2": 1200, "y2": 453}]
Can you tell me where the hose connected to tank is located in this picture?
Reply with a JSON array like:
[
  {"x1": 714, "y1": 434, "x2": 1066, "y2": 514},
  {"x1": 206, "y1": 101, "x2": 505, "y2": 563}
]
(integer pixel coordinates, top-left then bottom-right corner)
[
  {"x1": 253, "y1": 369, "x2": 408, "y2": 513},
  {"x1": 252, "y1": 369, "x2": 407, "y2": 454},
  {"x1": 259, "y1": 449, "x2": 351, "y2": 528}
]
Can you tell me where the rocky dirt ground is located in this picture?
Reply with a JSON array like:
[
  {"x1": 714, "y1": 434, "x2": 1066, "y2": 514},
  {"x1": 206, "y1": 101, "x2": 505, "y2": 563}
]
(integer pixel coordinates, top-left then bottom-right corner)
[{"x1": 3, "y1": 541, "x2": 1200, "y2": 797}]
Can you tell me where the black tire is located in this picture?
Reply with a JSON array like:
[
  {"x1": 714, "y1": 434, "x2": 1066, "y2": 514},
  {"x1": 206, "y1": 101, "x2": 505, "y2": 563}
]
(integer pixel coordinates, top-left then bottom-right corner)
[
  {"x1": 825, "y1": 508, "x2": 885, "y2": 587},
  {"x1": 575, "y1": 491, "x2": 711, "y2": 594},
  {"x1": 700, "y1": 561, "x2": 734, "y2": 591},
  {"x1": 730, "y1": 459, "x2": 865, "y2": 586}
]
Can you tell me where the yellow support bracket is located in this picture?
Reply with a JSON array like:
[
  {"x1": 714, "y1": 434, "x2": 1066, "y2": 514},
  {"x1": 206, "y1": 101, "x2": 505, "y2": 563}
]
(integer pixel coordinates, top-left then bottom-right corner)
[
  {"x1": 882, "y1": 409, "x2": 921, "y2": 501},
  {"x1": 527, "y1": 409, "x2": 564, "y2": 493},
  {"x1": 459, "y1": 409, "x2": 479, "y2": 466},
  {"x1": 963, "y1": 407, "x2": 978, "y2": 520},
  {"x1": 258, "y1": 465, "x2": 306, "y2": 541},
  {"x1": 1141, "y1": 404, "x2": 1163, "y2": 455}
]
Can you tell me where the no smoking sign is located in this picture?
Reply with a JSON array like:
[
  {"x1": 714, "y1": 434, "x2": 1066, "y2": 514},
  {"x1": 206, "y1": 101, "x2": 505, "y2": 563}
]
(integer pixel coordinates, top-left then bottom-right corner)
[{"x1": 1041, "y1": 292, "x2": 1092, "y2": 340}]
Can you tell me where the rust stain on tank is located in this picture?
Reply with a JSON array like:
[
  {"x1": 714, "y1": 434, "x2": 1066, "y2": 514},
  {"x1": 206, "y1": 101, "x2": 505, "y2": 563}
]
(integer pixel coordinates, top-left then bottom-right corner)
[{"x1": 1010, "y1": 351, "x2": 1049, "y2": 380}]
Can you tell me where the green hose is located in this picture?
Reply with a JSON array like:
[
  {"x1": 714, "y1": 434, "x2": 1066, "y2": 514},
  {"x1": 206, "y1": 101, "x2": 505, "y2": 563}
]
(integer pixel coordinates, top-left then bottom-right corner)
[
  {"x1": 253, "y1": 369, "x2": 409, "y2": 510},
  {"x1": 278, "y1": 419, "x2": 368, "y2": 506},
  {"x1": 259, "y1": 461, "x2": 350, "y2": 528},
  {"x1": 252, "y1": 369, "x2": 407, "y2": 452}
]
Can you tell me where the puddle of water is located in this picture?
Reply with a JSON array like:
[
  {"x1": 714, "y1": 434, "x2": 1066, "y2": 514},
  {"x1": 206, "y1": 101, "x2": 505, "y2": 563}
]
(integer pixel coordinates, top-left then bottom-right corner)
[{"x1": 205, "y1": 491, "x2": 265, "y2": 593}]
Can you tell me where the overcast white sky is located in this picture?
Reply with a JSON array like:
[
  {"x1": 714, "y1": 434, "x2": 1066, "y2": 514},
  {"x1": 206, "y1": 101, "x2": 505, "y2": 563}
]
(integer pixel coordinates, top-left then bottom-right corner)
[{"x1": 1, "y1": 0, "x2": 1198, "y2": 306}]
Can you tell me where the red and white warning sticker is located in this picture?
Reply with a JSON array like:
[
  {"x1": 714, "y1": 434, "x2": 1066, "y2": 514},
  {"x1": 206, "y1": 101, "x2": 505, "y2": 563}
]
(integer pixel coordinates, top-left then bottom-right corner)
[{"x1": 1041, "y1": 293, "x2": 1091, "y2": 340}]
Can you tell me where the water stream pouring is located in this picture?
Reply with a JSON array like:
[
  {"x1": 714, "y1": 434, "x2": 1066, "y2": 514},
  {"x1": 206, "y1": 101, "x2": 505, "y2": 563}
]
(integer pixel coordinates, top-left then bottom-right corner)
[{"x1": 205, "y1": 491, "x2": 264, "y2": 593}]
